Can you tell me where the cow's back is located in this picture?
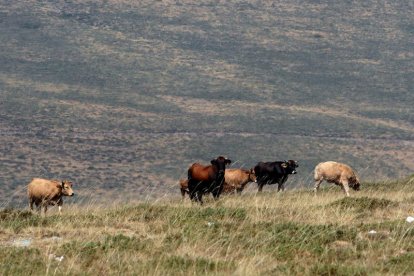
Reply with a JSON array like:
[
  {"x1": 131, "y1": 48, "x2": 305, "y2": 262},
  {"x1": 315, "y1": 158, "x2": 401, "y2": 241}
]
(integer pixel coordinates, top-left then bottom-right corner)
[
  {"x1": 315, "y1": 161, "x2": 355, "y2": 181},
  {"x1": 225, "y1": 169, "x2": 241, "y2": 183},
  {"x1": 28, "y1": 178, "x2": 59, "y2": 199},
  {"x1": 254, "y1": 162, "x2": 267, "y2": 177},
  {"x1": 225, "y1": 169, "x2": 248, "y2": 184},
  {"x1": 188, "y1": 163, "x2": 213, "y2": 181}
]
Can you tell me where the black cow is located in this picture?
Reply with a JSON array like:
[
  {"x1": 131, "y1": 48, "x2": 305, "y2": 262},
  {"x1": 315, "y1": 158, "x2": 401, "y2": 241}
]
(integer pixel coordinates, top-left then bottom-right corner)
[
  {"x1": 187, "y1": 156, "x2": 232, "y2": 204},
  {"x1": 254, "y1": 160, "x2": 298, "y2": 192}
]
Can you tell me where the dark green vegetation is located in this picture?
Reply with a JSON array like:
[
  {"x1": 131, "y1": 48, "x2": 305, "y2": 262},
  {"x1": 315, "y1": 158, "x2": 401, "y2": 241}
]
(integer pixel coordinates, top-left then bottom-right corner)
[
  {"x1": 0, "y1": 1, "x2": 413, "y2": 204},
  {"x1": 1, "y1": 177, "x2": 414, "y2": 275}
]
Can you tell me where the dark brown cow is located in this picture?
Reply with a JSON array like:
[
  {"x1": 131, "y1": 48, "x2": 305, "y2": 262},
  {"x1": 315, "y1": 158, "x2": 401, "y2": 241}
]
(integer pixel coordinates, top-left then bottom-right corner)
[
  {"x1": 187, "y1": 156, "x2": 231, "y2": 204},
  {"x1": 179, "y1": 168, "x2": 255, "y2": 199}
]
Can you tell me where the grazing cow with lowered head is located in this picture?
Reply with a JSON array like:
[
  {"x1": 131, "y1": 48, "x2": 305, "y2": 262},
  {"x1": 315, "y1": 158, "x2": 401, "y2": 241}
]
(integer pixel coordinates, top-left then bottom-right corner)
[
  {"x1": 222, "y1": 168, "x2": 256, "y2": 194},
  {"x1": 187, "y1": 156, "x2": 231, "y2": 204},
  {"x1": 28, "y1": 178, "x2": 75, "y2": 216},
  {"x1": 179, "y1": 168, "x2": 256, "y2": 199},
  {"x1": 254, "y1": 160, "x2": 298, "y2": 192},
  {"x1": 314, "y1": 161, "x2": 360, "y2": 197}
]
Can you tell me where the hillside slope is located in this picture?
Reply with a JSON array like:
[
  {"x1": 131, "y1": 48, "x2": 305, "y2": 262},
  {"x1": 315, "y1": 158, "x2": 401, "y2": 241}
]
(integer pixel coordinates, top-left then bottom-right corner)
[
  {"x1": 1, "y1": 177, "x2": 414, "y2": 275},
  {"x1": 0, "y1": 0, "x2": 413, "y2": 203}
]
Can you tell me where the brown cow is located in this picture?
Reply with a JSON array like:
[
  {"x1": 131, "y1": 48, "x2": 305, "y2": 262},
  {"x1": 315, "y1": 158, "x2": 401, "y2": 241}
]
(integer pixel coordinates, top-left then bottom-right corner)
[
  {"x1": 222, "y1": 168, "x2": 256, "y2": 194},
  {"x1": 187, "y1": 156, "x2": 231, "y2": 204},
  {"x1": 179, "y1": 179, "x2": 189, "y2": 200},
  {"x1": 314, "y1": 161, "x2": 360, "y2": 197},
  {"x1": 179, "y1": 168, "x2": 256, "y2": 199},
  {"x1": 28, "y1": 178, "x2": 75, "y2": 215}
]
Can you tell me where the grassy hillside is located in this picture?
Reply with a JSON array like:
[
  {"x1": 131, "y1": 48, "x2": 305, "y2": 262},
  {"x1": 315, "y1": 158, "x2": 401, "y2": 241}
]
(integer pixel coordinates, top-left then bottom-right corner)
[
  {"x1": 1, "y1": 176, "x2": 414, "y2": 275},
  {"x1": 0, "y1": 0, "x2": 413, "y2": 203}
]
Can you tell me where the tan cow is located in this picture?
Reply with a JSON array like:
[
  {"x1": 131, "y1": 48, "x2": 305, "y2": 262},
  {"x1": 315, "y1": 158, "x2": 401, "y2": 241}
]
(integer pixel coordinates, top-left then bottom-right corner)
[
  {"x1": 28, "y1": 178, "x2": 75, "y2": 215},
  {"x1": 222, "y1": 168, "x2": 256, "y2": 194},
  {"x1": 313, "y1": 161, "x2": 360, "y2": 196},
  {"x1": 179, "y1": 168, "x2": 256, "y2": 199}
]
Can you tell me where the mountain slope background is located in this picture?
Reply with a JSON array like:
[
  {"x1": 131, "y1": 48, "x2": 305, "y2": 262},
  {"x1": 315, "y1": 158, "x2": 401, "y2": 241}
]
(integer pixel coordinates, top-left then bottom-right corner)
[{"x1": 0, "y1": 0, "x2": 413, "y2": 205}]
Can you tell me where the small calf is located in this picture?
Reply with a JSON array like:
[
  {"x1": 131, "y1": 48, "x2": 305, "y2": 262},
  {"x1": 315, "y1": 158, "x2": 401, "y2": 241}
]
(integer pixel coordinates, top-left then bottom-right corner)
[
  {"x1": 222, "y1": 168, "x2": 256, "y2": 194},
  {"x1": 179, "y1": 179, "x2": 189, "y2": 200}
]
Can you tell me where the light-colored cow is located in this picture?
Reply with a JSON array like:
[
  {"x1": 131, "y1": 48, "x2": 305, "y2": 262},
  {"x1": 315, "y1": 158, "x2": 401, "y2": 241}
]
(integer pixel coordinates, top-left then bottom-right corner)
[
  {"x1": 222, "y1": 168, "x2": 256, "y2": 194},
  {"x1": 314, "y1": 161, "x2": 360, "y2": 196},
  {"x1": 28, "y1": 178, "x2": 75, "y2": 215}
]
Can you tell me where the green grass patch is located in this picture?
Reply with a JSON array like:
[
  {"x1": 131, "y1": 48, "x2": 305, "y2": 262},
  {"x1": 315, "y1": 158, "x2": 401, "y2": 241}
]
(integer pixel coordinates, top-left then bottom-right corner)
[
  {"x1": 310, "y1": 263, "x2": 367, "y2": 276},
  {"x1": 329, "y1": 197, "x2": 397, "y2": 213},
  {"x1": 0, "y1": 208, "x2": 51, "y2": 233},
  {"x1": 162, "y1": 255, "x2": 234, "y2": 274},
  {"x1": 0, "y1": 247, "x2": 45, "y2": 275},
  {"x1": 385, "y1": 252, "x2": 414, "y2": 274}
]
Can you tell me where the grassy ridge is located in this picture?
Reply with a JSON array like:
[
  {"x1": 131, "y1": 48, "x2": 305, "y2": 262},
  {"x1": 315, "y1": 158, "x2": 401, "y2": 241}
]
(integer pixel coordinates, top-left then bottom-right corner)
[{"x1": 1, "y1": 176, "x2": 413, "y2": 275}]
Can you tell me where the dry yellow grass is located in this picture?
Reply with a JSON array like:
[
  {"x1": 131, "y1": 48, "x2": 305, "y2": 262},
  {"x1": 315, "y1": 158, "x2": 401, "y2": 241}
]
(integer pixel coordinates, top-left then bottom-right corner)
[{"x1": 1, "y1": 176, "x2": 413, "y2": 275}]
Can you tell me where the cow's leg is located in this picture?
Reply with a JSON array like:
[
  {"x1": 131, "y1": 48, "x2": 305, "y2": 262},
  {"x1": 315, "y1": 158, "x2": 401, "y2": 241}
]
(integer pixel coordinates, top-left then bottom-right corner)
[
  {"x1": 197, "y1": 192, "x2": 204, "y2": 205},
  {"x1": 189, "y1": 185, "x2": 203, "y2": 204},
  {"x1": 29, "y1": 197, "x2": 34, "y2": 212},
  {"x1": 41, "y1": 204, "x2": 47, "y2": 217},
  {"x1": 341, "y1": 181, "x2": 350, "y2": 197},
  {"x1": 314, "y1": 179, "x2": 323, "y2": 195},
  {"x1": 258, "y1": 183, "x2": 265, "y2": 192},
  {"x1": 279, "y1": 176, "x2": 288, "y2": 192},
  {"x1": 212, "y1": 188, "x2": 223, "y2": 200},
  {"x1": 34, "y1": 201, "x2": 41, "y2": 213},
  {"x1": 57, "y1": 200, "x2": 63, "y2": 215},
  {"x1": 277, "y1": 182, "x2": 284, "y2": 192},
  {"x1": 211, "y1": 185, "x2": 223, "y2": 200},
  {"x1": 188, "y1": 180, "x2": 198, "y2": 202},
  {"x1": 180, "y1": 188, "x2": 186, "y2": 200},
  {"x1": 189, "y1": 190, "x2": 197, "y2": 202}
]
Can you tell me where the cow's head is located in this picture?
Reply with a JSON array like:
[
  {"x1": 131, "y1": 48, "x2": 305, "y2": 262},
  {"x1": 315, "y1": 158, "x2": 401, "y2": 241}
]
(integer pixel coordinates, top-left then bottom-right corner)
[
  {"x1": 211, "y1": 156, "x2": 232, "y2": 176},
  {"x1": 248, "y1": 168, "x2": 257, "y2": 183},
  {"x1": 349, "y1": 176, "x2": 361, "y2": 191},
  {"x1": 281, "y1": 160, "x2": 299, "y2": 174},
  {"x1": 61, "y1": 180, "x2": 75, "y2": 196}
]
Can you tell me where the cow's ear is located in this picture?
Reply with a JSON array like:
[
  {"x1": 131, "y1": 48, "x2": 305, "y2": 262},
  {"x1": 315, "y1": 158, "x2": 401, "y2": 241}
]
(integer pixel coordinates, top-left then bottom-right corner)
[
  {"x1": 281, "y1": 163, "x2": 288, "y2": 168},
  {"x1": 225, "y1": 159, "x2": 232, "y2": 165},
  {"x1": 61, "y1": 181, "x2": 65, "y2": 188},
  {"x1": 211, "y1": 159, "x2": 217, "y2": 165}
]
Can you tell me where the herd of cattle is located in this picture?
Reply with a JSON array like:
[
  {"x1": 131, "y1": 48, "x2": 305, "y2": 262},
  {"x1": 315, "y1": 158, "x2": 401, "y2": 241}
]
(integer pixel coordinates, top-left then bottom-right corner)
[
  {"x1": 26, "y1": 156, "x2": 361, "y2": 214},
  {"x1": 180, "y1": 157, "x2": 360, "y2": 204}
]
